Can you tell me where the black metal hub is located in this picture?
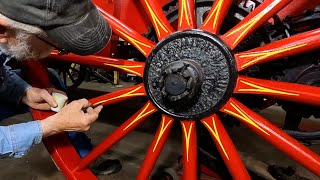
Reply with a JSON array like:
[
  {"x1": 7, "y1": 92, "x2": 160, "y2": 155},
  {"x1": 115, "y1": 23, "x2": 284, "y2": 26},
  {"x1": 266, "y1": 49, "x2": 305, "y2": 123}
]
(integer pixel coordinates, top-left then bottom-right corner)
[
  {"x1": 158, "y1": 60, "x2": 204, "y2": 102},
  {"x1": 144, "y1": 30, "x2": 237, "y2": 119}
]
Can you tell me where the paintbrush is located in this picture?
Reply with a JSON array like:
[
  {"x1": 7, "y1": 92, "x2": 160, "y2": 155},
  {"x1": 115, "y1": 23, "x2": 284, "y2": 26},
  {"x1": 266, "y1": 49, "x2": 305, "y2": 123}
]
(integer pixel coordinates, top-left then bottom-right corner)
[{"x1": 82, "y1": 103, "x2": 103, "y2": 112}]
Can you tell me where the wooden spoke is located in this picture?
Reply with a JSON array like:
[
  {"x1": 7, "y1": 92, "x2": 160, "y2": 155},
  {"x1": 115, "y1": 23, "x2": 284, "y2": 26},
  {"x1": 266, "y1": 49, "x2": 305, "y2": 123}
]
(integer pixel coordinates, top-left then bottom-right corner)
[
  {"x1": 221, "y1": 0, "x2": 293, "y2": 49},
  {"x1": 93, "y1": 1, "x2": 155, "y2": 57},
  {"x1": 50, "y1": 52, "x2": 145, "y2": 77},
  {"x1": 139, "y1": 0, "x2": 174, "y2": 40},
  {"x1": 221, "y1": 98, "x2": 320, "y2": 176},
  {"x1": 137, "y1": 115, "x2": 174, "y2": 179},
  {"x1": 88, "y1": 83, "x2": 146, "y2": 107},
  {"x1": 201, "y1": 114, "x2": 250, "y2": 179},
  {"x1": 235, "y1": 76, "x2": 320, "y2": 106},
  {"x1": 200, "y1": 0, "x2": 232, "y2": 34},
  {"x1": 74, "y1": 102, "x2": 157, "y2": 171},
  {"x1": 178, "y1": 0, "x2": 196, "y2": 30},
  {"x1": 235, "y1": 28, "x2": 320, "y2": 71},
  {"x1": 181, "y1": 121, "x2": 197, "y2": 180}
]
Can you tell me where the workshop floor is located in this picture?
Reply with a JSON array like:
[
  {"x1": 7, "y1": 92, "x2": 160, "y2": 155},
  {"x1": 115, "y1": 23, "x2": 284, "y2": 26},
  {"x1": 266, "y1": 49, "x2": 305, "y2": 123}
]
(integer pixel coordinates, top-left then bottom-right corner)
[{"x1": 0, "y1": 80, "x2": 319, "y2": 180}]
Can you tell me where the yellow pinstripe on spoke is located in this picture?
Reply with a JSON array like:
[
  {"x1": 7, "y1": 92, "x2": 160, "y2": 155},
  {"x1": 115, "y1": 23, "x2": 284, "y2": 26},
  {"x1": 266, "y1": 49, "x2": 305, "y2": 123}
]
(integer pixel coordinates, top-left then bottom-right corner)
[
  {"x1": 144, "y1": 0, "x2": 169, "y2": 38},
  {"x1": 202, "y1": 117, "x2": 229, "y2": 160},
  {"x1": 93, "y1": 85, "x2": 145, "y2": 106},
  {"x1": 225, "y1": 0, "x2": 281, "y2": 46},
  {"x1": 124, "y1": 102, "x2": 156, "y2": 131},
  {"x1": 239, "y1": 44, "x2": 308, "y2": 68},
  {"x1": 116, "y1": 29, "x2": 152, "y2": 56},
  {"x1": 223, "y1": 102, "x2": 270, "y2": 135},
  {"x1": 179, "y1": 0, "x2": 191, "y2": 27},
  {"x1": 203, "y1": 0, "x2": 223, "y2": 30},
  {"x1": 182, "y1": 123, "x2": 193, "y2": 162},
  {"x1": 153, "y1": 118, "x2": 173, "y2": 152},
  {"x1": 104, "y1": 63, "x2": 143, "y2": 76},
  {"x1": 238, "y1": 80, "x2": 299, "y2": 96}
]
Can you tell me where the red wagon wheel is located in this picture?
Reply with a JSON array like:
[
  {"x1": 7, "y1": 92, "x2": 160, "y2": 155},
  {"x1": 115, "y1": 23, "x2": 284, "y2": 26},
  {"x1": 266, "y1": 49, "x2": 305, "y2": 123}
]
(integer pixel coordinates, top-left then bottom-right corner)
[{"x1": 33, "y1": 0, "x2": 320, "y2": 179}]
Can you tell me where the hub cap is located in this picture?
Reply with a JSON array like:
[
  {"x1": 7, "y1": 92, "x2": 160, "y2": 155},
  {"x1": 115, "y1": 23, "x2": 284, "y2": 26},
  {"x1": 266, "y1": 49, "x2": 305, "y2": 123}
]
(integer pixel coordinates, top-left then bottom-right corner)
[{"x1": 144, "y1": 30, "x2": 237, "y2": 119}]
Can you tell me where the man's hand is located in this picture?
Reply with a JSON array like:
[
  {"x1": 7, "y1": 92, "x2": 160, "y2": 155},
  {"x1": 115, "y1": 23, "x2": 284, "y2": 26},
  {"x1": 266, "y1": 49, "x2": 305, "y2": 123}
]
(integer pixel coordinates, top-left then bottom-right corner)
[
  {"x1": 40, "y1": 99, "x2": 103, "y2": 138},
  {"x1": 22, "y1": 87, "x2": 65, "y2": 110}
]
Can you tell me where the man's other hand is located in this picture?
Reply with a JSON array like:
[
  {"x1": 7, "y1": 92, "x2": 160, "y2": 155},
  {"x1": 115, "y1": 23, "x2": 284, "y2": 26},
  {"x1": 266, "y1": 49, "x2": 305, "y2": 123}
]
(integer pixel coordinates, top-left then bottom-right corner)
[
  {"x1": 40, "y1": 99, "x2": 103, "y2": 138},
  {"x1": 22, "y1": 87, "x2": 65, "y2": 110}
]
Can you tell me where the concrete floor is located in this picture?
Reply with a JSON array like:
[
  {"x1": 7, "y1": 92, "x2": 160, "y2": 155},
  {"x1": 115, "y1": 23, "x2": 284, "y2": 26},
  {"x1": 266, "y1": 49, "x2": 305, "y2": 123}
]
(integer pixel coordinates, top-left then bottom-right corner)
[{"x1": 0, "y1": 80, "x2": 320, "y2": 180}]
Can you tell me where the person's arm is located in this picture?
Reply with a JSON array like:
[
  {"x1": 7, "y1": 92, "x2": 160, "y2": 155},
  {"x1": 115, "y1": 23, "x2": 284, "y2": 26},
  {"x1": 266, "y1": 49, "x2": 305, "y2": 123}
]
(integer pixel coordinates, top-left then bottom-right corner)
[
  {"x1": 0, "y1": 121, "x2": 42, "y2": 158},
  {"x1": 0, "y1": 99, "x2": 103, "y2": 158},
  {"x1": 0, "y1": 64, "x2": 31, "y2": 105}
]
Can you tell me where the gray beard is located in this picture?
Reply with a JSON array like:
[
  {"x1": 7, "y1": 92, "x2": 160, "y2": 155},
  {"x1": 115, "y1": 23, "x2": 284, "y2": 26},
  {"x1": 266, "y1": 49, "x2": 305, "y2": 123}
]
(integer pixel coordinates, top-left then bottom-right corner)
[{"x1": 0, "y1": 29, "x2": 38, "y2": 61}]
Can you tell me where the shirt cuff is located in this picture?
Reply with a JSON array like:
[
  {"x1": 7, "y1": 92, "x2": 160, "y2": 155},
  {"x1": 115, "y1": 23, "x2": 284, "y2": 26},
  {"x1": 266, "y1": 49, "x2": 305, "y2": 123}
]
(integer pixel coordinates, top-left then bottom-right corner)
[
  {"x1": 8, "y1": 121, "x2": 42, "y2": 158},
  {"x1": 18, "y1": 85, "x2": 32, "y2": 105}
]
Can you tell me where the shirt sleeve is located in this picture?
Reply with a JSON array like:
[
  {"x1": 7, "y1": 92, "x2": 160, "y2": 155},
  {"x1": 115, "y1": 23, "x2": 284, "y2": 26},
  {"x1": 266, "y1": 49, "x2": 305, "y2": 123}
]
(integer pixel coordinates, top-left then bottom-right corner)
[
  {"x1": 0, "y1": 121, "x2": 42, "y2": 158},
  {"x1": 0, "y1": 64, "x2": 32, "y2": 105}
]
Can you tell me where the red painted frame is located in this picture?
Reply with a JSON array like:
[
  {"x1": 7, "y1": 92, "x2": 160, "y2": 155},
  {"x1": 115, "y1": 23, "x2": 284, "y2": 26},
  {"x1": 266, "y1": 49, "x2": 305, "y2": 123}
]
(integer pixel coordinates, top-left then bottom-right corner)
[{"x1": 24, "y1": 0, "x2": 320, "y2": 179}]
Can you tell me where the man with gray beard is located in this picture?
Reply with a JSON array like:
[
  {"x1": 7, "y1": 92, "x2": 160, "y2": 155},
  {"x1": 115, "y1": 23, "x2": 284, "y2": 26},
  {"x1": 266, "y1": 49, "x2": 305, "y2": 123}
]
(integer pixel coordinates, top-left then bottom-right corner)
[{"x1": 0, "y1": 0, "x2": 121, "y2": 176}]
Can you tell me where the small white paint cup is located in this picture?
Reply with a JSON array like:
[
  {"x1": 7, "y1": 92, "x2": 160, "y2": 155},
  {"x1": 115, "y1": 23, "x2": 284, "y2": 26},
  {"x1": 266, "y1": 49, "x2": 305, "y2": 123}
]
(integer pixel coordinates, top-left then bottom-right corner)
[{"x1": 50, "y1": 92, "x2": 68, "y2": 113}]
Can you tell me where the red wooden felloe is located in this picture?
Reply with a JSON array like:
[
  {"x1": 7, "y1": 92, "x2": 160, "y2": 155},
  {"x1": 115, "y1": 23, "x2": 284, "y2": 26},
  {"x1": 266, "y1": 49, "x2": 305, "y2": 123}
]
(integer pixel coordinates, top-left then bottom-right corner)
[{"x1": 23, "y1": 61, "x2": 97, "y2": 179}]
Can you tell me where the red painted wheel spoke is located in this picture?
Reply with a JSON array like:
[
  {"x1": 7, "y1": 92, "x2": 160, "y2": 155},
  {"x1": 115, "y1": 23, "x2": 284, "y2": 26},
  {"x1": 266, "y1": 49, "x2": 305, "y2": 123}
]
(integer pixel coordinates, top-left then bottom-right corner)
[
  {"x1": 88, "y1": 84, "x2": 146, "y2": 107},
  {"x1": 137, "y1": 115, "x2": 174, "y2": 179},
  {"x1": 221, "y1": 98, "x2": 320, "y2": 176},
  {"x1": 201, "y1": 115, "x2": 250, "y2": 180},
  {"x1": 235, "y1": 28, "x2": 320, "y2": 71},
  {"x1": 181, "y1": 121, "x2": 197, "y2": 180},
  {"x1": 50, "y1": 51, "x2": 145, "y2": 77},
  {"x1": 93, "y1": 2, "x2": 155, "y2": 57},
  {"x1": 200, "y1": 0, "x2": 232, "y2": 34},
  {"x1": 139, "y1": 0, "x2": 174, "y2": 40},
  {"x1": 221, "y1": 0, "x2": 292, "y2": 49},
  {"x1": 178, "y1": 0, "x2": 196, "y2": 30},
  {"x1": 74, "y1": 102, "x2": 157, "y2": 171},
  {"x1": 235, "y1": 76, "x2": 320, "y2": 106}
]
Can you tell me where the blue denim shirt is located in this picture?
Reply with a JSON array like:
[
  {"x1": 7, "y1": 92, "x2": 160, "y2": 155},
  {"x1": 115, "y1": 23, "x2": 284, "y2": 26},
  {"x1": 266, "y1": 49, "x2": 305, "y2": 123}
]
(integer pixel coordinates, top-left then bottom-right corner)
[{"x1": 0, "y1": 51, "x2": 42, "y2": 158}]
